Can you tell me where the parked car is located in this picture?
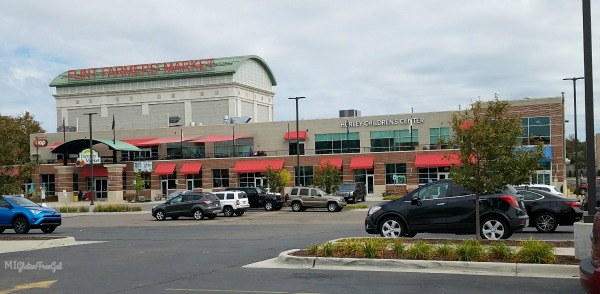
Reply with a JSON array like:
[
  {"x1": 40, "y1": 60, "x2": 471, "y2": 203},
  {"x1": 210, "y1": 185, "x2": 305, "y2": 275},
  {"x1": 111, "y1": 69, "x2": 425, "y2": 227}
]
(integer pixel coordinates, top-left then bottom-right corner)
[
  {"x1": 364, "y1": 179, "x2": 529, "y2": 240},
  {"x1": 581, "y1": 186, "x2": 600, "y2": 211},
  {"x1": 285, "y1": 186, "x2": 346, "y2": 212},
  {"x1": 0, "y1": 195, "x2": 62, "y2": 234},
  {"x1": 514, "y1": 187, "x2": 583, "y2": 233},
  {"x1": 574, "y1": 179, "x2": 600, "y2": 195},
  {"x1": 579, "y1": 212, "x2": 600, "y2": 293},
  {"x1": 518, "y1": 184, "x2": 564, "y2": 196},
  {"x1": 335, "y1": 182, "x2": 366, "y2": 203},
  {"x1": 166, "y1": 189, "x2": 192, "y2": 201},
  {"x1": 152, "y1": 192, "x2": 220, "y2": 221},
  {"x1": 213, "y1": 191, "x2": 250, "y2": 217},
  {"x1": 225, "y1": 187, "x2": 284, "y2": 211}
]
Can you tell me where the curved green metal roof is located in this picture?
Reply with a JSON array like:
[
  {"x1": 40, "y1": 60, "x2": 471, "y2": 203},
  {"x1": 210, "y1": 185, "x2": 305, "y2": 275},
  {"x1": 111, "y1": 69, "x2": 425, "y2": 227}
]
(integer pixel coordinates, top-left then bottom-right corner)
[
  {"x1": 51, "y1": 138, "x2": 141, "y2": 154},
  {"x1": 49, "y1": 55, "x2": 277, "y2": 87}
]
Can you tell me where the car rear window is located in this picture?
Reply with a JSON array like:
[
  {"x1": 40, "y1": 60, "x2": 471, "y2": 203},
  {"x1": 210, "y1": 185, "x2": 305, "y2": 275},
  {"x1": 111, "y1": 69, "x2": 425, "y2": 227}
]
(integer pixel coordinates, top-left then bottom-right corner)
[
  {"x1": 226, "y1": 193, "x2": 234, "y2": 200},
  {"x1": 299, "y1": 188, "x2": 309, "y2": 196},
  {"x1": 203, "y1": 194, "x2": 220, "y2": 201},
  {"x1": 240, "y1": 192, "x2": 247, "y2": 198},
  {"x1": 290, "y1": 188, "x2": 298, "y2": 195}
]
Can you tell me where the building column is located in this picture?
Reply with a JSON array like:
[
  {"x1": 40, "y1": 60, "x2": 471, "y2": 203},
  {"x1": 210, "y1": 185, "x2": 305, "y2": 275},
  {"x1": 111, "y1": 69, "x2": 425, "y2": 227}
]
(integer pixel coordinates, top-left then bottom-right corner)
[
  {"x1": 54, "y1": 166, "x2": 76, "y2": 203},
  {"x1": 105, "y1": 164, "x2": 126, "y2": 202}
]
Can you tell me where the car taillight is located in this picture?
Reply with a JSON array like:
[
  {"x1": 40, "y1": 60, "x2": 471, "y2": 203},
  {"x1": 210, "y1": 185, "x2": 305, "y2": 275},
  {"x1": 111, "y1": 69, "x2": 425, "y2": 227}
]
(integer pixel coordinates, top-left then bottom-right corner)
[
  {"x1": 236, "y1": 199, "x2": 240, "y2": 205},
  {"x1": 564, "y1": 201, "x2": 581, "y2": 207},
  {"x1": 500, "y1": 195, "x2": 519, "y2": 208},
  {"x1": 202, "y1": 200, "x2": 212, "y2": 204}
]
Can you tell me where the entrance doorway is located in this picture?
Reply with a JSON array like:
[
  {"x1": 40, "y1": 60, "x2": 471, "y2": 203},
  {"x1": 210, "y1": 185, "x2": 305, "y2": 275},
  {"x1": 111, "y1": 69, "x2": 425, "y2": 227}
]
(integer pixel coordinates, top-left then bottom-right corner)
[
  {"x1": 95, "y1": 178, "x2": 108, "y2": 201},
  {"x1": 161, "y1": 180, "x2": 168, "y2": 196},
  {"x1": 366, "y1": 175, "x2": 374, "y2": 195}
]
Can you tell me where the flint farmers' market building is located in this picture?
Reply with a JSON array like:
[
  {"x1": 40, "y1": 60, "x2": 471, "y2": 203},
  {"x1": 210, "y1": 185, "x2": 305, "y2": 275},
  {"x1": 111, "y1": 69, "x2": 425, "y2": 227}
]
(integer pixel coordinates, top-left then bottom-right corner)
[{"x1": 29, "y1": 55, "x2": 565, "y2": 202}]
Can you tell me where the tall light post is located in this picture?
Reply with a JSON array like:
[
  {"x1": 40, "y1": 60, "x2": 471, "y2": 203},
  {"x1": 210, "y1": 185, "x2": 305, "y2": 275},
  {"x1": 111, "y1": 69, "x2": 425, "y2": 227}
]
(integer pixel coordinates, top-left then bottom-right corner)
[
  {"x1": 288, "y1": 97, "x2": 306, "y2": 185},
  {"x1": 563, "y1": 77, "x2": 584, "y2": 188},
  {"x1": 83, "y1": 113, "x2": 97, "y2": 205}
]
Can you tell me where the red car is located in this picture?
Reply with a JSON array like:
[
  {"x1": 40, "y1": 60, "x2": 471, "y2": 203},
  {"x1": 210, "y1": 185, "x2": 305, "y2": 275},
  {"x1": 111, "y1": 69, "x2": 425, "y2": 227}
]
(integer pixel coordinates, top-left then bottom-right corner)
[
  {"x1": 575, "y1": 180, "x2": 600, "y2": 195},
  {"x1": 580, "y1": 212, "x2": 600, "y2": 293}
]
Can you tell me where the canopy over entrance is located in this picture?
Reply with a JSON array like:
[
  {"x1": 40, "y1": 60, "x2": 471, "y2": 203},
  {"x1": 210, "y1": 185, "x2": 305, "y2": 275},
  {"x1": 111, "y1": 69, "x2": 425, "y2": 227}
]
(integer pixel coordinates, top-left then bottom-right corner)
[{"x1": 50, "y1": 138, "x2": 141, "y2": 154}]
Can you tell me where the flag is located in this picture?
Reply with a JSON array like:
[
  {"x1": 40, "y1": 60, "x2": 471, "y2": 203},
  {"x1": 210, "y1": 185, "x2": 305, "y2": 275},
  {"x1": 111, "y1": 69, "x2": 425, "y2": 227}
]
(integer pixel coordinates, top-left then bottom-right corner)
[{"x1": 112, "y1": 114, "x2": 116, "y2": 143}]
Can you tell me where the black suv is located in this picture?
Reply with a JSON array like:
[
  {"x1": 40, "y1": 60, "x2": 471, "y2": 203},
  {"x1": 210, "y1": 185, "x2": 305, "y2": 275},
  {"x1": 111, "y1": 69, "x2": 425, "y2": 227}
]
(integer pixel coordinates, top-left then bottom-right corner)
[
  {"x1": 152, "y1": 192, "x2": 221, "y2": 221},
  {"x1": 225, "y1": 187, "x2": 284, "y2": 211},
  {"x1": 364, "y1": 179, "x2": 529, "y2": 240},
  {"x1": 335, "y1": 182, "x2": 366, "y2": 203}
]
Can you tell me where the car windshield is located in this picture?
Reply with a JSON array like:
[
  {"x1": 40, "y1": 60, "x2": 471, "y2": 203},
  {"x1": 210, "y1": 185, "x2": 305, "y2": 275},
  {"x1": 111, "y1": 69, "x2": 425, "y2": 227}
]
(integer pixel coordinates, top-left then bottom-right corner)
[
  {"x1": 6, "y1": 196, "x2": 39, "y2": 207},
  {"x1": 315, "y1": 188, "x2": 328, "y2": 195},
  {"x1": 339, "y1": 184, "x2": 355, "y2": 190},
  {"x1": 255, "y1": 187, "x2": 266, "y2": 193}
]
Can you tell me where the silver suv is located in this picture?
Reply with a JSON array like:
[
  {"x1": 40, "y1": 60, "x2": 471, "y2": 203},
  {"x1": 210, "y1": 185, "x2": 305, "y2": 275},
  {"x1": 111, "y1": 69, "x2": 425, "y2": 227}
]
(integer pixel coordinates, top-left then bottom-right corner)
[
  {"x1": 213, "y1": 191, "x2": 250, "y2": 217},
  {"x1": 285, "y1": 187, "x2": 346, "y2": 212}
]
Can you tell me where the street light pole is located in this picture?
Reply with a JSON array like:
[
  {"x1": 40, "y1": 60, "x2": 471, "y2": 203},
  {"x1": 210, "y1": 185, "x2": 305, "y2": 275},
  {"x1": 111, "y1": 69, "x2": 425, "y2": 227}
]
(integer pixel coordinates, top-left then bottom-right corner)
[
  {"x1": 288, "y1": 97, "x2": 306, "y2": 185},
  {"x1": 563, "y1": 77, "x2": 584, "y2": 187},
  {"x1": 83, "y1": 113, "x2": 98, "y2": 205}
]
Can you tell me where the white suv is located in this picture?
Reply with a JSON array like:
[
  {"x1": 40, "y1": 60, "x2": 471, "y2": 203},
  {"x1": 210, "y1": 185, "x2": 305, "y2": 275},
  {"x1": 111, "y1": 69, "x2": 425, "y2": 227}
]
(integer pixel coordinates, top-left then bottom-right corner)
[{"x1": 214, "y1": 191, "x2": 250, "y2": 216}]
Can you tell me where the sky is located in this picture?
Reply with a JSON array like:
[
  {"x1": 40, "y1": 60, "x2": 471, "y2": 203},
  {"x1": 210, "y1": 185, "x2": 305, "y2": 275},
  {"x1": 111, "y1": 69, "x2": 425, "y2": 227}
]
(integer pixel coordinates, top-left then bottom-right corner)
[{"x1": 0, "y1": 0, "x2": 598, "y2": 139}]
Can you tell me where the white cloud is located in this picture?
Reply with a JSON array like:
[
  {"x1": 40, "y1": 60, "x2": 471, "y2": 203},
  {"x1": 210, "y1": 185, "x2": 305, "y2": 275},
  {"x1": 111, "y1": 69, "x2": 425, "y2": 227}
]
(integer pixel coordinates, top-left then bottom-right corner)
[{"x1": 0, "y1": 0, "x2": 598, "y2": 137}]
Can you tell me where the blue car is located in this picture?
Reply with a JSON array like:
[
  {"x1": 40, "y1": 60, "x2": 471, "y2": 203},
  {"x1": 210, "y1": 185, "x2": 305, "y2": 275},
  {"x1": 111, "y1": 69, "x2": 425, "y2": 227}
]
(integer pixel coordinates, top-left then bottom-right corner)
[{"x1": 0, "y1": 195, "x2": 62, "y2": 234}]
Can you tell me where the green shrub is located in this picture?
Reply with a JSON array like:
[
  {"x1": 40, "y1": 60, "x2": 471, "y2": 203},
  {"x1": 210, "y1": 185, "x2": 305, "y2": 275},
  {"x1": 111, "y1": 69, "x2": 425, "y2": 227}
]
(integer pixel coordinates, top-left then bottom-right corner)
[
  {"x1": 58, "y1": 207, "x2": 67, "y2": 213},
  {"x1": 306, "y1": 243, "x2": 320, "y2": 255},
  {"x1": 345, "y1": 204, "x2": 368, "y2": 209},
  {"x1": 383, "y1": 195, "x2": 401, "y2": 201},
  {"x1": 322, "y1": 242, "x2": 339, "y2": 257},
  {"x1": 362, "y1": 239, "x2": 381, "y2": 258},
  {"x1": 516, "y1": 237, "x2": 556, "y2": 264},
  {"x1": 487, "y1": 242, "x2": 514, "y2": 261},
  {"x1": 93, "y1": 204, "x2": 135, "y2": 212},
  {"x1": 455, "y1": 239, "x2": 485, "y2": 261},
  {"x1": 131, "y1": 206, "x2": 142, "y2": 211},
  {"x1": 385, "y1": 241, "x2": 405, "y2": 256},
  {"x1": 406, "y1": 241, "x2": 432, "y2": 260},
  {"x1": 434, "y1": 242, "x2": 455, "y2": 258}
]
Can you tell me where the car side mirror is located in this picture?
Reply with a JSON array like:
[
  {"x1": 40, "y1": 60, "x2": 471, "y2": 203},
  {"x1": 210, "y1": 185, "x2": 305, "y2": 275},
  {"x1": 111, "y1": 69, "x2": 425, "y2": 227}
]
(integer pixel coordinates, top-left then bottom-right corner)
[{"x1": 411, "y1": 197, "x2": 422, "y2": 206}]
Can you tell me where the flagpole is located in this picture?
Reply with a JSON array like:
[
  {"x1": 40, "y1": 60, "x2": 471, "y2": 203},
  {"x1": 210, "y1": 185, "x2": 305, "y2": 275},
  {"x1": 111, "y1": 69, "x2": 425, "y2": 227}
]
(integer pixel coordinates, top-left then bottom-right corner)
[
  {"x1": 62, "y1": 118, "x2": 66, "y2": 142},
  {"x1": 112, "y1": 114, "x2": 116, "y2": 144}
]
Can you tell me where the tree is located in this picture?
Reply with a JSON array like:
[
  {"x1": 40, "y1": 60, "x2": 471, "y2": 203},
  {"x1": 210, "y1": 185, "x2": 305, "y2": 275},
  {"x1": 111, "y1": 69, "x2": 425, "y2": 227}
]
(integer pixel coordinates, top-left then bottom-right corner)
[
  {"x1": 134, "y1": 171, "x2": 145, "y2": 201},
  {"x1": 565, "y1": 135, "x2": 587, "y2": 171},
  {"x1": 0, "y1": 112, "x2": 45, "y2": 195},
  {"x1": 263, "y1": 167, "x2": 292, "y2": 195},
  {"x1": 449, "y1": 99, "x2": 545, "y2": 239},
  {"x1": 313, "y1": 162, "x2": 341, "y2": 194}
]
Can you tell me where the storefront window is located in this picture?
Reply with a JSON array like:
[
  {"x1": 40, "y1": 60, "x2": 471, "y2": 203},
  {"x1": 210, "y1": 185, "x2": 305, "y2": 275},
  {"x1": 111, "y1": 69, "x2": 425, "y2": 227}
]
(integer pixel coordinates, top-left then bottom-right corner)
[
  {"x1": 41, "y1": 174, "x2": 55, "y2": 196},
  {"x1": 418, "y1": 166, "x2": 450, "y2": 185},
  {"x1": 385, "y1": 164, "x2": 407, "y2": 185},
  {"x1": 212, "y1": 169, "x2": 229, "y2": 188},
  {"x1": 186, "y1": 174, "x2": 202, "y2": 190},
  {"x1": 239, "y1": 172, "x2": 263, "y2": 187},
  {"x1": 141, "y1": 173, "x2": 151, "y2": 189},
  {"x1": 161, "y1": 174, "x2": 177, "y2": 189},
  {"x1": 295, "y1": 166, "x2": 313, "y2": 186}
]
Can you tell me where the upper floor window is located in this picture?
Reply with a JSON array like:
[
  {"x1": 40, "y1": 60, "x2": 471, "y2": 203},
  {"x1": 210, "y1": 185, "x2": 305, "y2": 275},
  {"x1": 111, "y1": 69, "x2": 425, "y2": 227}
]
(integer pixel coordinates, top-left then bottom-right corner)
[
  {"x1": 370, "y1": 130, "x2": 419, "y2": 152},
  {"x1": 315, "y1": 132, "x2": 360, "y2": 154},
  {"x1": 429, "y1": 127, "x2": 450, "y2": 147},
  {"x1": 519, "y1": 116, "x2": 550, "y2": 144}
]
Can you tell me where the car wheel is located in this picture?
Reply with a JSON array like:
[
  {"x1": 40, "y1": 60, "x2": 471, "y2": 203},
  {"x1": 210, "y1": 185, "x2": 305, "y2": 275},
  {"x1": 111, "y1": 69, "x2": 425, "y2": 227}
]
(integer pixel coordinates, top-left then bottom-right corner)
[
  {"x1": 264, "y1": 201, "x2": 274, "y2": 211},
  {"x1": 480, "y1": 217, "x2": 511, "y2": 240},
  {"x1": 580, "y1": 188, "x2": 587, "y2": 195},
  {"x1": 12, "y1": 217, "x2": 30, "y2": 234},
  {"x1": 223, "y1": 206, "x2": 234, "y2": 217},
  {"x1": 207, "y1": 215, "x2": 216, "y2": 220},
  {"x1": 535, "y1": 213, "x2": 558, "y2": 233},
  {"x1": 154, "y1": 210, "x2": 166, "y2": 221},
  {"x1": 235, "y1": 211, "x2": 244, "y2": 216},
  {"x1": 327, "y1": 202, "x2": 339, "y2": 212},
  {"x1": 379, "y1": 217, "x2": 405, "y2": 238},
  {"x1": 41, "y1": 226, "x2": 57, "y2": 233},
  {"x1": 193, "y1": 209, "x2": 204, "y2": 220},
  {"x1": 291, "y1": 201, "x2": 303, "y2": 212},
  {"x1": 171, "y1": 216, "x2": 180, "y2": 220}
]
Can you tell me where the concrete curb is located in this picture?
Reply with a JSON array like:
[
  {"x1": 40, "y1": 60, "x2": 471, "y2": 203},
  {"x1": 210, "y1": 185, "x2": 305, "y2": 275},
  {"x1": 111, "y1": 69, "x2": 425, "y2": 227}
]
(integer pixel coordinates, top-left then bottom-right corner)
[
  {"x1": 277, "y1": 249, "x2": 579, "y2": 278},
  {"x1": 61, "y1": 211, "x2": 148, "y2": 217},
  {"x1": 39, "y1": 237, "x2": 77, "y2": 247}
]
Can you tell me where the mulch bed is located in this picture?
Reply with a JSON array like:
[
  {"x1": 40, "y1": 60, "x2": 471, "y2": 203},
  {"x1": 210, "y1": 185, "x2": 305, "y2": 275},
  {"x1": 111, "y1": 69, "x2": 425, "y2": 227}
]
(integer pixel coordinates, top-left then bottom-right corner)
[{"x1": 291, "y1": 238, "x2": 580, "y2": 265}]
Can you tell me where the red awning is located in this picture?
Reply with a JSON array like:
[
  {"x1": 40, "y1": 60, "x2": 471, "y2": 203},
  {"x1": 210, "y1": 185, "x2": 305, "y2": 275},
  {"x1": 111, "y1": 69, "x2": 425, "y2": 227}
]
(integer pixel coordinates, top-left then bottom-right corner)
[
  {"x1": 233, "y1": 160, "x2": 284, "y2": 173},
  {"x1": 137, "y1": 136, "x2": 198, "y2": 147},
  {"x1": 120, "y1": 138, "x2": 157, "y2": 147},
  {"x1": 47, "y1": 142, "x2": 62, "y2": 150},
  {"x1": 80, "y1": 165, "x2": 108, "y2": 177},
  {"x1": 320, "y1": 157, "x2": 343, "y2": 169},
  {"x1": 155, "y1": 163, "x2": 177, "y2": 175},
  {"x1": 283, "y1": 131, "x2": 307, "y2": 141},
  {"x1": 191, "y1": 134, "x2": 251, "y2": 143},
  {"x1": 180, "y1": 163, "x2": 202, "y2": 174},
  {"x1": 350, "y1": 156, "x2": 374, "y2": 169},
  {"x1": 414, "y1": 153, "x2": 461, "y2": 168}
]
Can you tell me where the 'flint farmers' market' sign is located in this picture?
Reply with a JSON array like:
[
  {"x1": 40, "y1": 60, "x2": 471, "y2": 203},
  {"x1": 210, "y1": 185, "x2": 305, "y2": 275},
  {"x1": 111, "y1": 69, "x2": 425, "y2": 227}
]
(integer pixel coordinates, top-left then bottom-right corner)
[
  {"x1": 340, "y1": 117, "x2": 424, "y2": 128},
  {"x1": 67, "y1": 58, "x2": 215, "y2": 81}
]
